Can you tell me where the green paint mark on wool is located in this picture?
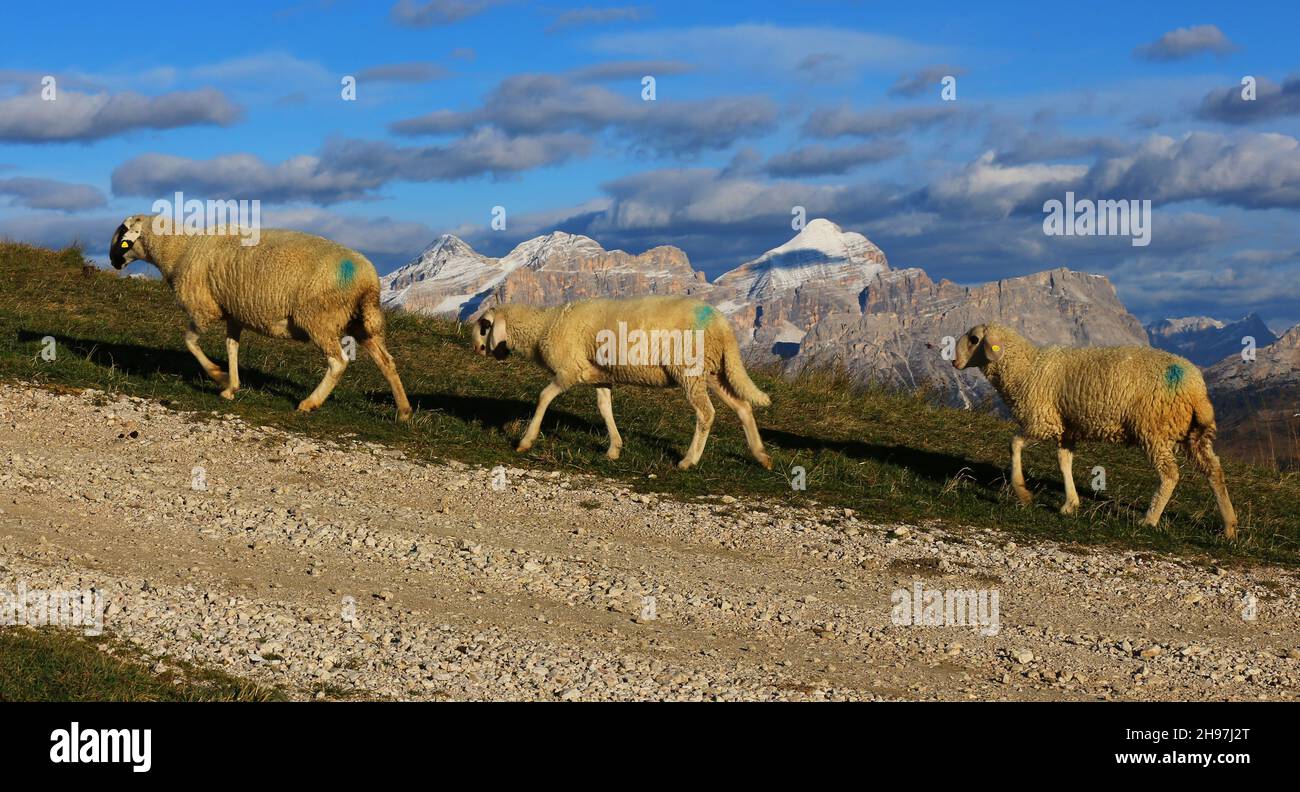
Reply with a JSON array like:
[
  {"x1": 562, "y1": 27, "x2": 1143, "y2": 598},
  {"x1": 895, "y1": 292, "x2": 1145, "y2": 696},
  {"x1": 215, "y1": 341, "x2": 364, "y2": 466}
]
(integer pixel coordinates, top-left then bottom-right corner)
[
  {"x1": 337, "y1": 258, "x2": 356, "y2": 287},
  {"x1": 1164, "y1": 362, "x2": 1185, "y2": 390},
  {"x1": 693, "y1": 304, "x2": 715, "y2": 329}
]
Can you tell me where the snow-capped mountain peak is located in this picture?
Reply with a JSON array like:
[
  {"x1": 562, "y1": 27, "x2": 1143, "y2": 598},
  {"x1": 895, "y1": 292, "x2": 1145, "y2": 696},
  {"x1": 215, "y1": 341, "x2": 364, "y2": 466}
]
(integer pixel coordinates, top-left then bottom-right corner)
[
  {"x1": 713, "y1": 218, "x2": 888, "y2": 297},
  {"x1": 379, "y1": 229, "x2": 706, "y2": 320},
  {"x1": 499, "y1": 231, "x2": 605, "y2": 272}
]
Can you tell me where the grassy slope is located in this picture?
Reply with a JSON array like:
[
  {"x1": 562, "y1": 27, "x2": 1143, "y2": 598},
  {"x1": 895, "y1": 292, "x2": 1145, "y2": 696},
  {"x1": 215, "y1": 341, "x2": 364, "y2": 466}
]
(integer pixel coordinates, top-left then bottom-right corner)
[
  {"x1": 0, "y1": 627, "x2": 281, "y2": 702},
  {"x1": 1, "y1": 242, "x2": 1297, "y2": 571}
]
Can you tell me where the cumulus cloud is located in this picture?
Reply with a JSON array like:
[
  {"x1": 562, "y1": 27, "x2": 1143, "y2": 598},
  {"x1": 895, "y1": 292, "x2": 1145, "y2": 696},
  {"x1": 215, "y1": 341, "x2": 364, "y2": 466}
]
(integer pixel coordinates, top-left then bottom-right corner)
[
  {"x1": 389, "y1": 0, "x2": 501, "y2": 27},
  {"x1": 987, "y1": 131, "x2": 1130, "y2": 165},
  {"x1": 356, "y1": 61, "x2": 450, "y2": 83},
  {"x1": 916, "y1": 132, "x2": 1300, "y2": 217},
  {"x1": 925, "y1": 152, "x2": 1088, "y2": 217},
  {"x1": 389, "y1": 73, "x2": 776, "y2": 156},
  {"x1": 567, "y1": 60, "x2": 694, "y2": 82},
  {"x1": 0, "y1": 177, "x2": 106, "y2": 211},
  {"x1": 593, "y1": 24, "x2": 941, "y2": 81},
  {"x1": 112, "y1": 152, "x2": 381, "y2": 205},
  {"x1": 111, "y1": 130, "x2": 591, "y2": 204},
  {"x1": 889, "y1": 64, "x2": 966, "y2": 98},
  {"x1": 261, "y1": 208, "x2": 438, "y2": 269},
  {"x1": 1196, "y1": 76, "x2": 1300, "y2": 124},
  {"x1": 318, "y1": 130, "x2": 593, "y2": 183},
  {"x1": 803, "y1": 104, "x2": 961, "y2": 139},
  {"x1": 1133, "y1": 24, "x2": 1235, "y2": 61},
  {"x1": 0, "y1": 88, "x2": 242, "y2": 143},
  {"x1": 1084, "y1": 131, "x2": 1300, "y2": 210},
  {"x1": 458, "y1": 164, "x2": 901, "y2": 273},
  {"x1": 764, "y1": 141, "x2": 907, "y2": 177},
  {"x1": 547, "y1": 6, "x2": 647, "y2": 33}
]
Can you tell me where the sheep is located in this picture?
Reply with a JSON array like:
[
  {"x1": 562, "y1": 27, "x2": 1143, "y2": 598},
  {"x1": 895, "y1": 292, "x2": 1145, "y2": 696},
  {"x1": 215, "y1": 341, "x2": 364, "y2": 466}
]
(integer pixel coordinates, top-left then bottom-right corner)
[
  {"x1": 953, "y1": 323, "x2": 1237, "y2": 538},
  {"x1": 470, "y1": 296, "x2": 773, "y2": 470},
  {"x1": 109, "y1": 214, "x2": 412, "y2": 420}
]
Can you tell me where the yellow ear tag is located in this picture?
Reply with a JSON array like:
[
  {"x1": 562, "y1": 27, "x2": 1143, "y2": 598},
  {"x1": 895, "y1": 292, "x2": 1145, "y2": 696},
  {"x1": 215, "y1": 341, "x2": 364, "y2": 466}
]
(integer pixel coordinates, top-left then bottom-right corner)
[
  {"x1": 120, "y1": 241, "x2": 129, "y2": 247},
  {"x1": 991, "y1": 344, "x2": 1001, "y2": 352}
]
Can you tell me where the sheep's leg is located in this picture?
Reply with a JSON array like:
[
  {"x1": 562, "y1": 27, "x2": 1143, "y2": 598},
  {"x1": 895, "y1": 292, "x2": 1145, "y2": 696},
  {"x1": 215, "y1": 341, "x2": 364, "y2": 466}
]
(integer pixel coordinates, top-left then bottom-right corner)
[
  {"x1": 361, "y1": 336, "x2": 413, "y2": 421},
  {"x1": 707, "y1": 377, "x2": 772, "y2": 470},
  {"x1": 221, "y1": 321, "x2": 242, "y2": 400},
  {"x1": 1142, "y1": 442, "x2": 1179, "y2": 528},
  {"x1": 1058, "y1": 442, "x2": 1079, "y2": 515},
  {"x1": 677, "y1": 379, "x2": 715, "y2": 470},
  {"x1": 1010, "y1": 435, "x2": 1033, "y2": 505},
  {"x1": 595, "y1": 386, "x2": 623, "y2": 460},
  {"x1": 1204, "y1": 458, "x2": 1238, "y2": 540},
  {"x1": 184, "y1": 320, "x2": 229, "y2": 387},
  {"x1": 1187, "y1": 438, "x2": 1238, "y2": 539},
  {"x1": 299, "y1": 338, "x2": 348, "y2": 413},
  {"x1": 517, "y1": 381, "x2": 565, "y2": 453}
]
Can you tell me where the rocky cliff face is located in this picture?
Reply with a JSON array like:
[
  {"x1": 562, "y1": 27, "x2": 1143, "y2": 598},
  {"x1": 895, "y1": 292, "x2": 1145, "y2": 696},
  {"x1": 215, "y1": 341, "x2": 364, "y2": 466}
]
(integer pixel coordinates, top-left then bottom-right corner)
[
  {"x1": 1207, "y1": 323, "x2": 1300, "y2": 394},
  {"x1": 1147, "y1": 314, "x2": 1276, "y2": 367},
  {"x1": 490, "y1": 236, "x2": 710, "y2": 307},
  {"x1": 1204, "y1": 325, "x2": 1300, "y2": 467},
  {"x1": 380, "y1": 232, "x2": 708, "y2": 320},
  {"x1": 793, "y1": 267, "x2": 1150, "y2": 408}
]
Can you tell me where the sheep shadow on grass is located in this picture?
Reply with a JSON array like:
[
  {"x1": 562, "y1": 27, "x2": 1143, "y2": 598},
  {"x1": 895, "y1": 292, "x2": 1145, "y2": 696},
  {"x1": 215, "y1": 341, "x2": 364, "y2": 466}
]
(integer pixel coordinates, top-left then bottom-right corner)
[
  {"x1": 394, "y1": 390, "x2": 695, "y2": 460},
  {"x1": 762, "y1": 427, "x2": 1100, "y2": 507},
  {"x1": 18, "y1": 330, "x2": 304, "y2": 399}
]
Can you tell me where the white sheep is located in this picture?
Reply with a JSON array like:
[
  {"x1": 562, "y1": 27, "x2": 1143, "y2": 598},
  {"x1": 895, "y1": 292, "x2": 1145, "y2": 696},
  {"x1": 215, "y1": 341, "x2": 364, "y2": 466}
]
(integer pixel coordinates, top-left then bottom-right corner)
[
  {"x1": 471, "y1": 296, "x2": 772, "y2": 469},
  {"x1": 954, "y1": 323, "x2": 1237, "y2": 537},
  {"x1": 109, "y1": 214, "x2": 412, "y2": 420}
]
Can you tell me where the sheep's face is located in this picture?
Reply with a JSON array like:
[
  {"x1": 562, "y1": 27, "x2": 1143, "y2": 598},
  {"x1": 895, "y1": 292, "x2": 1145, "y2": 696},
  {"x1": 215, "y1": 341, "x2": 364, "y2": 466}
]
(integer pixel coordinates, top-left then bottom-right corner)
[
  {"x1": 472, "y1": 310, "x2": 510, "y2": 359},
  {"x1": 109, "y1": 215, "x2": 148, "y2": 269},
  {"x1": 953, "y1": 324, "x2": 1004, "y2": 369}
]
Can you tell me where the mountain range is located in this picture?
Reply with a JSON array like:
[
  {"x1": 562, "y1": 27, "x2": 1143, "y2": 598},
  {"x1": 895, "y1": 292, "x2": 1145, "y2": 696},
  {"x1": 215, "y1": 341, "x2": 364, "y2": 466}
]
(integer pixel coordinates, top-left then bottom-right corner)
[
  {"x1": 380, "y1": 219, "x2": 1300, "y2": 464},
  {"x1": 1145, "y1": 314, "x2": 1277, "y2": 367}
]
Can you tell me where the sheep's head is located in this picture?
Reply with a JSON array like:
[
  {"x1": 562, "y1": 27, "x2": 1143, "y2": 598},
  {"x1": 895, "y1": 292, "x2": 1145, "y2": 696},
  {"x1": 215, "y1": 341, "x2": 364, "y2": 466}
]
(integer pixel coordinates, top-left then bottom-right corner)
[
  {"x1": 953, "y1": 324, "x2": 1006, "y2": 369},
  {"x1": 108, "y1": 215, "x2": 150, "y2": 269},
  {"x1": 471, "y1": 309, "x2": 510, "y2": 359}
]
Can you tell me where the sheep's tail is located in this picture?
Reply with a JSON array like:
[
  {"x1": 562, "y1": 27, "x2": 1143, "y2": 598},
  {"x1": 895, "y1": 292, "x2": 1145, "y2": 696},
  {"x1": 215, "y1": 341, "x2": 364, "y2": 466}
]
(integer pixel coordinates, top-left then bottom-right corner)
[
  {"x1": 715, "y1": 318, "x2": 770, "y2": 407},
  {"x1": 356, "y1": 287, "x2": 387, "y2": 339},
  {"x1": 1184, "y1": 392, "x2": 1219, "y2": 475}
]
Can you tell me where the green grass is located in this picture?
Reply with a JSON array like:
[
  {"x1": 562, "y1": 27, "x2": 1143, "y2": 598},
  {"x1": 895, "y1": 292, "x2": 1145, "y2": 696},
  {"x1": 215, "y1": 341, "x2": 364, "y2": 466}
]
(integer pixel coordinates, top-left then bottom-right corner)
[
  {"x1": 3, "y1": 241, "x2": 1299, "y2": 569},
  {"x1": 0, "y1": 627, "x2": 283, "y2": 702}
]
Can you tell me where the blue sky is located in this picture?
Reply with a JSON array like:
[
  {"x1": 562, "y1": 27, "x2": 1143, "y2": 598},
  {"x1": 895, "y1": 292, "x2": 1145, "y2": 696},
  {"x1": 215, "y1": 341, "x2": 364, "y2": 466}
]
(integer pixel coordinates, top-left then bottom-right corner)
[{"x1": 3, "y1": 0, "x2": 1300, "y2": 329}]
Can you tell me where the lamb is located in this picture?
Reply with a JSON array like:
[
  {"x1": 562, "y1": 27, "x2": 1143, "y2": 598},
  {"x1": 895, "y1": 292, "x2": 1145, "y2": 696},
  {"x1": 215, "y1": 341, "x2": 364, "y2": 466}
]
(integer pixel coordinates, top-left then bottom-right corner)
[
  {"x1": 109, "y1": 214, "x2": 412, "y2": 420},
  {"x1": 470, "y1": 296, "x2": 773, "y2": 470},
  {"x1": 953, "y1": 323, "x2": 1237, "y2": 537}
]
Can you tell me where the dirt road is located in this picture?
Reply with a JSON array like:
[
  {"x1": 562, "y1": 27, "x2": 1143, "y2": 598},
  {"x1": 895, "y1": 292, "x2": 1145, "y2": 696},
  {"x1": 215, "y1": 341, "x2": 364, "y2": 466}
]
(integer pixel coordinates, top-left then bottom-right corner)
[{"x1": 1, "y1": 382, "x2": 1297, "y2": 700}]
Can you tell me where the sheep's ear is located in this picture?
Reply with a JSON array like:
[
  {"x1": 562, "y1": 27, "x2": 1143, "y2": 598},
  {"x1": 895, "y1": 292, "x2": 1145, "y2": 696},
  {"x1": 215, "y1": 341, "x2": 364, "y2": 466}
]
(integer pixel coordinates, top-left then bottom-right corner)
[
  {"x1": 981, "y1": 329, "x2": 1004, "y2": 363},
  {"x1": 486, "y1": 312, "x2": 508, "y2": 353}
]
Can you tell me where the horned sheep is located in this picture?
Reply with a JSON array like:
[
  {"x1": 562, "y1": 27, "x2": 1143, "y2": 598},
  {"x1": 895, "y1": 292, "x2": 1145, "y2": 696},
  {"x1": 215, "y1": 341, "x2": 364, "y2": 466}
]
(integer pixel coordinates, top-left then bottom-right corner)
[
  {"x1": 953, "y1": 323, "x2": 1237, "y2": 538},
  {"x1": 471, "y1": 296, "x2": 772, "y2": 470},
  {"x1": 109, "y1": 214, "x2": 412, "y2": 420}
]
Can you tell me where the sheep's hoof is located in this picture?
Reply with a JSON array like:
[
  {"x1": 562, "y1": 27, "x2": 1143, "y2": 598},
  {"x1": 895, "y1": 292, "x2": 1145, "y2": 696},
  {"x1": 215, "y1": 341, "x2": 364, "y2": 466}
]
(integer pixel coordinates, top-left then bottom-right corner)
[
  {"x1": 756, "y1": 453, "x2": 773, "y2": 470},
  {"x1": 297, "y1": 400, "x2": 318, "y2": 413},
  {"x1": 677, "y1": 459, "x2": 695, "y2": 470},
  {"x1": 606, "y1": 447, "x2": 621, "y2": 461},
  {"x1": 397, "y1": 408, "x2": 413, "y2": 422},
  {"x1": 1223, "y1": 523, "x2": 1238, "y2": 540},
  {"x1": 1141, "y1": 516, "x2": 1160, "y2": 528},
  {"x1": 219, "y1": 387, "x2": 238, "y2": 401},
  {"x1": 1013, "y1": 489, "x2": 1033, "y2": 506},
  {"x1": 515, "y1": 443, "x2": 532, "y2": 453},
  {"x1": 1060, "y1": 501, "x2": 1078, "y2": 516}
]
